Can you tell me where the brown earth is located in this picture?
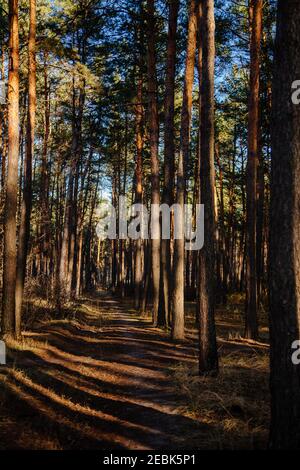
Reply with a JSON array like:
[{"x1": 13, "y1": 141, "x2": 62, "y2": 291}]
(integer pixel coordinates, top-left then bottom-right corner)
[{"x1": 0, "y1": 292, "x2": 269, "y2": 450}]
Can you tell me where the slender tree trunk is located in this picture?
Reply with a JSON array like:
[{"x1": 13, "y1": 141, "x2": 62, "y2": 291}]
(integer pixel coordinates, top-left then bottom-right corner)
[
  {"x1": 147, "y1": 0, "x2": 160, "y2": 326},
  {"x1": 159, "y1": 0, "x2": 179, "y2": 327},
  {"x1": 15, "y1": 0, "x2": 36, "y2": 338},
  {"x1": 0, "y1": 46, "x2": 6, "y2": 198},
  {"x1": 120, "y1": 115, "x2": 128, "y2": 298},
  {"x1": 40, "y1": 52, "x2": 50, "y2": 275},
  {"x1": 75, "y1": 229, "x2": 83, "y2": 297},
  {"x1": 141, "y1": 240, "x2": 151, "y2": 314},
  {"x1": 171, "y1": 0, "x2": 199, "y2": 340},
  {"x1": 134, "y1": 75, "x2": 143, "y2": 310},
  {"x1": 1, "y1": 0, "x2": 19, "y2": 338},
  {"x1": 59, "y1": 74, "x2": 76, "y2": 300},
  {"x1": 59, "y1": 71, "x2": 85, "y2": 301},
  {"x1": 198, "y1": 0, "x2": 218, "y2": 375},
  {"x1": 215, "y1": 143, "x2": 227, "y2": 304},
  {"x1": 256, "y1": 139, "x2": 264, "y2": 304},
  {"x1": 269, "y1": 0, "x2": 300, "y2": 449},
  {"x1": 0, "y1": 104, "x2": 7, "y2": 208},
  {"x1": 75, "y1": 148, "x2": 92, "y2": 297},
  {"x1": 193, "y1": 21, "x2": 203, "y2": 316},
  {"x1": 245, "y1": 0, "x2": 262, "y2": 339}
]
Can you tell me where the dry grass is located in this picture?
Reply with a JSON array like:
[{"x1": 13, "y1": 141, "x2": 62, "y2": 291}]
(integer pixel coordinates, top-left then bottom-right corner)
[
  {"x1": 171, "y1": 349, "x2": 269, "y2": 449},
  {"x1": 0, "y1": 375, "x2": 62, "y2": 450},
  {"x1": 0, "y1": 293, "x2": 271, "y2": 450}
]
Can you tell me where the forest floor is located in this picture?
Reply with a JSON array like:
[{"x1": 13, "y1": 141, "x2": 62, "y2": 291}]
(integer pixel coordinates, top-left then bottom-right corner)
[{"x1": 0, "y1": 291, "x2": 269, "y2": 450}]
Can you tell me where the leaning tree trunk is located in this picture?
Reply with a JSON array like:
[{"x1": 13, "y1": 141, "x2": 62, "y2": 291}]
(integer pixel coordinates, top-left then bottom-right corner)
[
  {"x1": 171, "y1": 0, "x2": 199, "y2": 340},
  {"x1": 197, "y1": 0, "x2": 218, "y2": 375},
  {"x1": 147, "y1": 0, "x2": 160, "y2": 326},
  {"x1": 245, "y1": 0, "x2": 262, "y2": 339},
  {"x1": 269, "y1": 0, "x2": 300, "y2": 449},
  {"x1": 15, "y1": 0, "x2": 36, "y2": 339},
  {"x1": 1, "y1": 0, "x2": 20, "y2": 338}
]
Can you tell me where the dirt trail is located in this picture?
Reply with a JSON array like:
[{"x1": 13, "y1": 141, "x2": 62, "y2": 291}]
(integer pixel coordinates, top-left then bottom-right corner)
[{"x1": 0, "y1": 293, "x2": 205, "y2": 450}]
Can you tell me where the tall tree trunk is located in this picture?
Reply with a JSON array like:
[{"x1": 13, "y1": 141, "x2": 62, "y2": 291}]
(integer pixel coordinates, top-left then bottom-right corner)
[
  {"x1": 134, "y1": 75, "x2": 143, "y2": 310},
  {"x1": 40, "y1": 52, "x2": 50, "y2": 275},
  {"x1": 1, "y1": 0, "x2": 19, "y2": 338},
  {"x1": 159, "y1": 0, "x2": 179, "y2": 327},
  {"x1": 0, "y1": 46, "x2": 6, "y2": 198},
  {"x1": 256, "y1": 139, "x2": 264, "y2": 304},
  {"x1": 59, "y1": 72, "x2": 85, "y2": 301},
  {"x1": 15, "y1": 0, "x2": 36, "y2": 338},
  {"x1": 75, "y1": 147, "x2": 92, "y2": 297},
  {"x1": 193, "y1": 18, "x2": 203, "y2": 316},
  {"x1": 215, "y1": 143, "x2": 226, "y2": 304},
  {"x1": 269, "y1": 0, "x2": 300, "y2": 449},
  {"x1": 119, "y1": 114, "x2": 128, "y2": 298},
  {"x1": 171, "y1": 0, "x2": 199, "y2": 340},
  {"x1": 147, "y1": 0, "x2": 160, "y2": 326},
  {"x1": 245, "y1": 0, "x2": 262, "y2": 339},
  {"x1": 198, "y1": 0, "x2": 218, "y2": 375}
]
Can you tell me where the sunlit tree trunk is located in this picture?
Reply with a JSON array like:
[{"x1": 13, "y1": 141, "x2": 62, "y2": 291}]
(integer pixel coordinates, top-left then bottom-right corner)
[
  {"x1": 15, "y1": 0, "x2": 36, "y2": 338},
  {"x1": 134, "y1": 74, "x2": 143, "y2": 310},
  {"x1": 245, "y1": 0, "x2": 262, "y2": 339},
  {"x1": 0, "y1": 46, "x2": 6, "y2": 200},
  {"x1": 171, "y1": 0, "x2": 199, "y2": 340},
  {"x1": 59, "y1": 78, "x2": 76, "y2": 301},
  {"x1": 1, "y1": 0, "x2": 20, "y2": 338}
]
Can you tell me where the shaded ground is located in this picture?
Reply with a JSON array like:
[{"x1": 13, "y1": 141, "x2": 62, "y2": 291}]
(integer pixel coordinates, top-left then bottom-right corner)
[{"x1": 0, "y1": 292, "x2": 269, "y2": 450}]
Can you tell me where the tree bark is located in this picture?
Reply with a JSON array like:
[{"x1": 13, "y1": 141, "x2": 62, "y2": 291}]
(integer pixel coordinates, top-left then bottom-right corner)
[
  {"x1": 1, "y1": 0, "x2": 19, "y2": 337},
  {"x1": 269, "y1": 0, "x2": 300, "y2": 449},
  {"x1": 15, "y1": 0, "x2": 36, "y2": 338},
  {"x1": 147, "y1": 0, "x2": 160, "y2": 326},
  {"x1": 159, "y1": 0, "x2": 179, "y2": 327},
  {"x1": 171, "y1": 0, "x2": 199, "y2": 340},
  {"x1": 245, "y1": 0, "x2": 262, "y2": 339},
  {"x1": 134, "y1": 73, "x2": 144, "y2": 310},
  {"x1": 40, "y1": 51, "x2": 50, "y2": 275},
  {"x1": 59, "y1": 70, "x2": 85, "y2": 301},
  {"x1": 198, "y1": 0, "x2": 218, "y2": 375}
]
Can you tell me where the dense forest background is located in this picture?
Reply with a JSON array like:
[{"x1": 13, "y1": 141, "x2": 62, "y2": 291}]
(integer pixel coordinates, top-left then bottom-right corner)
[
  {"x1": 0, "y1": 0, "x2": 276, "y2": 332},
  {"x1": 0, "y1": 0, "x2": 299, "y2": 451}
]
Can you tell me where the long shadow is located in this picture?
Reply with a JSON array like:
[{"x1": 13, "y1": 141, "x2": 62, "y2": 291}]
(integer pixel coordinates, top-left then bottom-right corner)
[
  {"x1": 39, "y1": 321, "x2": 197, "y2": 355},
  {"x1": 2, "y1": 294, "x2": 205, "y2": 449},
  {"x1": 14, "y1": 365, "x2": 201, "y2": 434},
  {"x1": 1, "y1": 376, "x2": 124, "y2": 450},
  {"x1": 2, "y1": 364, "x2": 206, "y2": 450},
  {"x1": 6, "y1": 347, "x2": 175, "y2": 396},
  {"x1": 39, "y1": 329, "x2": 197, "y2": 369},
  {"x1": 1, "y1": 291, "x2": 269, "y2": 449}
]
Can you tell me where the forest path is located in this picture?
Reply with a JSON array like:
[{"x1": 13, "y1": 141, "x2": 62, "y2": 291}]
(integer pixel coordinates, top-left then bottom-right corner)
[{"x1": 0, "y1": 292, "x2": 205, "y2": 450}]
